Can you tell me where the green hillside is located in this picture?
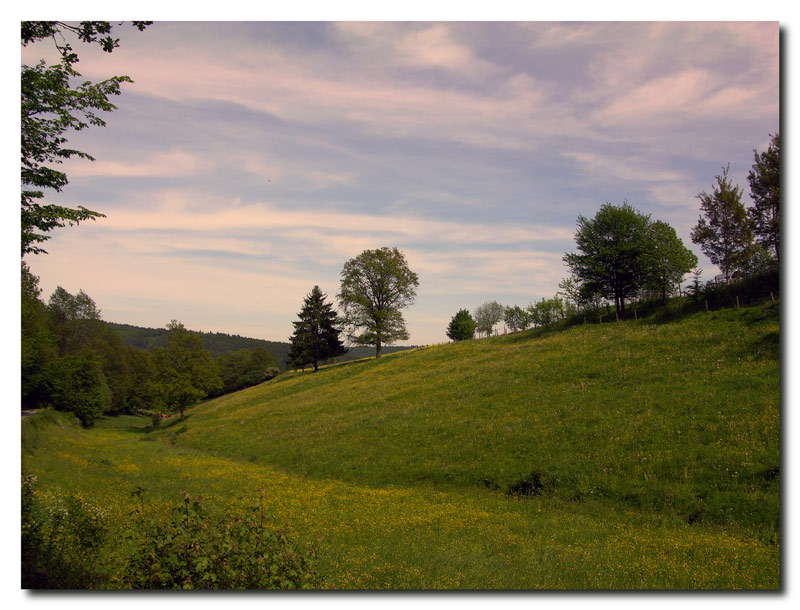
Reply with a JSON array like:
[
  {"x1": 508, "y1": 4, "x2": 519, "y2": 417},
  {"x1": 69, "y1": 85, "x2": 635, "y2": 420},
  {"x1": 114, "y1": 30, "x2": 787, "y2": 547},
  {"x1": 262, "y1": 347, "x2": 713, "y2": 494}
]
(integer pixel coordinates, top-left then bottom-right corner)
[{"x1": 23, "y1": 303, "x2": 780, "y2": 589}]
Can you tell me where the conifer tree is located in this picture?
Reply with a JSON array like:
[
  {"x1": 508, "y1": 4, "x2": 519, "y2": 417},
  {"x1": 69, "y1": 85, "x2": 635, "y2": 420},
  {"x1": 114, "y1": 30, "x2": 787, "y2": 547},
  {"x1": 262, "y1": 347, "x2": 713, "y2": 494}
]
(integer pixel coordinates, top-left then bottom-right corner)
[{"x1": 288, "y1": 286, "x2": 347, "y2": 371}]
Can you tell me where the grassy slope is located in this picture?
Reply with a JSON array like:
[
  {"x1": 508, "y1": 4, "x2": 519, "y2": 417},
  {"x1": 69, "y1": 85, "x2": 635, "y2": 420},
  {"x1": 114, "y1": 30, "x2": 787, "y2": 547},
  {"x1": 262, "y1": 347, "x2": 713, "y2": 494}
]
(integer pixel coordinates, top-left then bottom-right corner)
[{"x1": 22, "y1": 303, "x2": 780, "y2": 589}]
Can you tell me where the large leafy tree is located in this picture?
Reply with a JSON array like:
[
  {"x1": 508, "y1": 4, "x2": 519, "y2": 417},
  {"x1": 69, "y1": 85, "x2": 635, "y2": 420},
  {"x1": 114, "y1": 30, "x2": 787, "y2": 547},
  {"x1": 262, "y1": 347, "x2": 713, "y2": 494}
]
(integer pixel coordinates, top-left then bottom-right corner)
[
  {"x1": 21, "y1": 21, "x2": 151, "y2": 256},
  {"x1": 152, "y1": 321, "x2": 222, "y2": 420},
  {"x1": 747, "y1": 132, "x2": 780, "y2": 262},
  {"x1": 446, "y1": 309, "x2": 477, "y2": 341},
  {"x1": 563, "y1": 202, "x2": 653, "y2": 315},
  {"x1": 338, "y1": 247, "x2": 419, "y2": 358},
  {"x1": 288, "y1": 286, "x2": 347, "y2": 371},
  {"x1": 691, "y1": 165, "x2": 753, "y2": 281},
  {"x1": 644, "y1": 220, "x2": 698, "y2": 304}
]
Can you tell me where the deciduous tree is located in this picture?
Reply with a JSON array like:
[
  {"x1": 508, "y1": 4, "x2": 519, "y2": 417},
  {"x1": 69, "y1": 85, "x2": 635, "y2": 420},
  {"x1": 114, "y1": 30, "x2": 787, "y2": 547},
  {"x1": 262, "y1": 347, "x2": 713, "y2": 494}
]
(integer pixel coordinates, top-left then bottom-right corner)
[
  {"x1": 152, "y1": 321, "x2": 222, "y2": 420},
  {"x1": 338, "y1": 248, "x2": 419, "y2": 358},
  {"x1": 645, "y1": 220, "x2": 698, "y2": 304},
  {"x1": 563, "y1": 202, "x2": 652, "y2": 315},
  {"x1": 21, "y1": 21, "x2": 150, "y2": 256},
  {"x1": 446, "y1": 309, "x2": 476, "y2": 341},
  {"x1": 747, "y1": 132, "x2": 780, "y2": 262},
  {"x1": 51, "y1": 350, "x2": 111, "y2": 426},
  {"x1": 473, "y1": 301, "x2": 504, "y2": 337},
  {"x1": 503, "y1": 305, "x2": 530, "y2": 333},
  {"x1": 691, "y1": 165, "x2": 753, "y2": 281}
]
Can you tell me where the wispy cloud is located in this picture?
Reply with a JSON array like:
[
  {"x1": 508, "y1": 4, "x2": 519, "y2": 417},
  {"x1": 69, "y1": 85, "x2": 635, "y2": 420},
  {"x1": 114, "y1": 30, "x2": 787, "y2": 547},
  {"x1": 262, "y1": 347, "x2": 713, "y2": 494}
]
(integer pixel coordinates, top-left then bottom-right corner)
[{"x1": 22, "y1": 21, "x2": 779, "y2": 344}]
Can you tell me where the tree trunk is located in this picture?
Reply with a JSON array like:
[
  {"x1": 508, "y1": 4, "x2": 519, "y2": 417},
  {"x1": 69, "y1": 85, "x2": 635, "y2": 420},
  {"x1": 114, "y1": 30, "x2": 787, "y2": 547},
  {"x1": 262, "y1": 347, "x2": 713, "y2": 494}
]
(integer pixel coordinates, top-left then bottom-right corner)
[
  {"x1": 375, "y1": 340, "x2": 382, "y2": 359},
  {"x1": 313, "y1": 360, "x2": 319, "y2": 372}
]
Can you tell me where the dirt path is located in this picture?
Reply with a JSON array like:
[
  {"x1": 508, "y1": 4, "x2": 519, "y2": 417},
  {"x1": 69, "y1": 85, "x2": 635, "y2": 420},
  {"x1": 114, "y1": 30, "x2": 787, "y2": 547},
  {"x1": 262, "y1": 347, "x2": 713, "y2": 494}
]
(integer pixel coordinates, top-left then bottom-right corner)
[{"x1": 21, "y1": 409, "x2": 39, "y2": 418}]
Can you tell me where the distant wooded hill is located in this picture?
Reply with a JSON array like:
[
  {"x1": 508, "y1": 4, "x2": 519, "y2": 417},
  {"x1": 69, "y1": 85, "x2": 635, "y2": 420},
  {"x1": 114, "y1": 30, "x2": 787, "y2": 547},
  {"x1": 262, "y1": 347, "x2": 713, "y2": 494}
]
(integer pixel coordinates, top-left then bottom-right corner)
[{"x1": 104, "y1": 322, "x2": 416, "y2": 371}]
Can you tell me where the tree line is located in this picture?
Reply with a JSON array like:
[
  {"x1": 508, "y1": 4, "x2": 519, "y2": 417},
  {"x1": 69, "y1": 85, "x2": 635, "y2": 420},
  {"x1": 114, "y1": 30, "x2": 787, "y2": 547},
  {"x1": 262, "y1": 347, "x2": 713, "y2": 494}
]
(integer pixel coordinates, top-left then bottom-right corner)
[
  {"x1": 446, "y1": 133, "x2": 779, "y2": 341},
  {"x1": 21, "y1": 268, "x2": 280, "y2": 425}
]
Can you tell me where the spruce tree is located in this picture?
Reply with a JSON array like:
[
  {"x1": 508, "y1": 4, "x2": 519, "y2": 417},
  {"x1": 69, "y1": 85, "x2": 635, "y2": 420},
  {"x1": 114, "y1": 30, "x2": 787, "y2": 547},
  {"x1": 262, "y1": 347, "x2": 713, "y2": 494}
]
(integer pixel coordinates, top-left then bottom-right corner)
[{"x1": 288, "y1": 286, "x2": 347, "y2": 371}]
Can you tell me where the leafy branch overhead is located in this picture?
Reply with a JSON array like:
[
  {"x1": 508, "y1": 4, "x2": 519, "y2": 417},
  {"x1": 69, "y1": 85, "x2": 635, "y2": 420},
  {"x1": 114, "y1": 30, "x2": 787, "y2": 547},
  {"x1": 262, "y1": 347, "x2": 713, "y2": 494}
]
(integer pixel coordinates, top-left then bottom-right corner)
[{"x1": 20, "y1": 21, "x2": 151, "y2": 256}]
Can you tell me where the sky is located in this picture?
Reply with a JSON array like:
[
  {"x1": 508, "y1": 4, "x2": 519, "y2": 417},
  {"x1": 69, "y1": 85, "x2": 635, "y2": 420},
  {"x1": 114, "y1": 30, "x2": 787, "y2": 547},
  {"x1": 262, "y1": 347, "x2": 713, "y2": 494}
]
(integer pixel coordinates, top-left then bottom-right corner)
[{"x1": 16, "y1": 14, "x2": 781, "y2": 346}]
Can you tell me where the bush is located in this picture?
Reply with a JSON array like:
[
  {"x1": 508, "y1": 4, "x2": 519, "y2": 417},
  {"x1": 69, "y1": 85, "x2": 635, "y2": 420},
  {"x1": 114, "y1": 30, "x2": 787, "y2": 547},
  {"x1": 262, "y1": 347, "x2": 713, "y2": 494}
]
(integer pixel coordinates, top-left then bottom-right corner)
[
  {"x1": 21, "y1": 475, "x2": 110, "y2": 588},
  {"x1": 123, "y1": 489, "x2": 319, "y2": 589}
]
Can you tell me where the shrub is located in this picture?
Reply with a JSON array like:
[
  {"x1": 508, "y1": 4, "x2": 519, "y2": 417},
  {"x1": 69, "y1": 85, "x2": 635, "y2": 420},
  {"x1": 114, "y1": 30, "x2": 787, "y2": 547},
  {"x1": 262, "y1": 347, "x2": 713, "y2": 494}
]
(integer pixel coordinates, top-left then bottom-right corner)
[
  {"x1": 124, "y1": 489, "x2": 319, "y2": 589},
  {"x1": 21, "y1": 475, "x2": 110, "y2": 589}
]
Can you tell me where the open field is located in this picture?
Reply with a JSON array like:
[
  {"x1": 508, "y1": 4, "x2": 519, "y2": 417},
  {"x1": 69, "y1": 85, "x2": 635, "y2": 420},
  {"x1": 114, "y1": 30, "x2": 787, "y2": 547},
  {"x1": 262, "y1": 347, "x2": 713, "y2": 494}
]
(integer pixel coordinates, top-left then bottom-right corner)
[{"x1": 21, "y1": 303, "x2": 780, "y2": 589}]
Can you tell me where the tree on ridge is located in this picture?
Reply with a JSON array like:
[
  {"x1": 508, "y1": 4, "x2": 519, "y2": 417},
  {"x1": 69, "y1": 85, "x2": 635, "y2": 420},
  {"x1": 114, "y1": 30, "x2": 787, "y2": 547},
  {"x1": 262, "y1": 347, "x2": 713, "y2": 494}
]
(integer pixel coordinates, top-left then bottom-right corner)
[
  {"x1": 446, "y1": 309, "x2": 477, "y2": 341},
  {"x1": 338, "y1": 247, "x2": 419, "y2": 359},
  {"x1": 691, "y1": 165, "x2": 753, "y2": 282},
  {"x1": 747, "y1": 132, "x2": 780, "y2": 262},
  {"x1": 288, "y1": 286, "x2": 347, "y2": 372}
]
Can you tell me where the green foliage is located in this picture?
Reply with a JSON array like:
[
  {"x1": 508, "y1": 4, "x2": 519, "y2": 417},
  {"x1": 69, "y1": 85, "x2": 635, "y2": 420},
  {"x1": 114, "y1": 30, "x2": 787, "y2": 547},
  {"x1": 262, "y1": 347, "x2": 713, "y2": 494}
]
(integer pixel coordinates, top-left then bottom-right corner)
[
  {"x1": 338, "y1": 247, "x2": 419, "y2": 358},
  {"x1": 21, "y1": 21, "x2": 150, "y2": 256},
  {"x1": 691, "y1": 165, "x2": 753, "y2": 281},
  {"x1": 702, "y1": 268, "x2": 779, "y2": 311},
  {"x1": 645, "y1": 220, "x2": 698, "y2": 304},
  {"x1": 213, "y1": 348, "x2": 280, "y2": 395},
  {"x1": 473, "y1": 301, "x2": 504, "y2": 337},
  {"x1": 747, "y1": 132, "x2": 780, "y2": 261},
  {"x1": 51, "y1": 350, "x2": 112, "y2": 426},
  {"x1": 564, "y1": 202, "x2": 654, "y2": 315},
  {"x1": 288, "y1": 286, "x2": 347, "y2": 371},
  {"x1": 151, "y1": 321, "x2": 222, "y2": 419},
  {"x1": 22, "y1": 474, "x2": 110, "y2": 588},
  {"x1": 527, "y1": 296, "x2": 566, "y2": 327},
  {"x1": 47, "y1": 285, "x2": 102, "y2": 355},
  {"x1": 44, "y1": 286, "x2": 154, "y2": 413},
  {"x1": 21, "y1": 264, "x2": 58, "y2": 407},
  {"x1": 502, "y1": 305, "x2": 530, "y2": 333},
  {"x1": 107, "y1": 322, "x2": 291, "y2": 370},
  {"x1": 446, "y1": 308, "x2": 477, "y2": 341},
  {"x1": 124, "y1": 490, "x2": 318, "y2": 589}
]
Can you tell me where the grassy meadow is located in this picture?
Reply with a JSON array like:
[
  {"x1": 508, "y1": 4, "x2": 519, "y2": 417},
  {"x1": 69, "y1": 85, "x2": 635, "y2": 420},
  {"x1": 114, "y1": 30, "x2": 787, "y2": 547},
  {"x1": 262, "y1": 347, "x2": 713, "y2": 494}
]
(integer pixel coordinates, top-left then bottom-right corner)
[{"x1": 21, "y1": 302, "x2": 780, "y2": 589}]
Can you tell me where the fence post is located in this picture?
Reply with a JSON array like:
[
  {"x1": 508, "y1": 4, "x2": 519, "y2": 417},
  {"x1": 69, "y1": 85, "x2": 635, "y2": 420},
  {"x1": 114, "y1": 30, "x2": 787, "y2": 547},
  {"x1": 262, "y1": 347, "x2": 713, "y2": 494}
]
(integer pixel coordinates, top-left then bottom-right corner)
[
  {"x1": 736, "y1": 295, "x2": 740, "y2": 309},
  {"x1": 705, "y1": 299, "x2": 709, "y2": 312}
]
